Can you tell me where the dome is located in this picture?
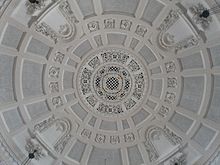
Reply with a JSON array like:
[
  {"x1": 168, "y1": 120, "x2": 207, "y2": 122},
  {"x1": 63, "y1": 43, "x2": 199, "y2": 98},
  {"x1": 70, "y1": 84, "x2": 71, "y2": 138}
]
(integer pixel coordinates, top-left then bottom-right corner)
[{"x1": 0, "y1": 0, "x2": 220, "y2": 165}]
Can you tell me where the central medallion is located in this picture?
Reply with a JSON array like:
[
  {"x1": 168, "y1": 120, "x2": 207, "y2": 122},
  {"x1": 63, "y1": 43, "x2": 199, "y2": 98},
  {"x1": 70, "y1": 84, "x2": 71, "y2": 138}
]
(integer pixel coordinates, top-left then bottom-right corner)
[
  {"x1": 93, "y1": 64, "x2": 132, "y2": 102},
  {"x1": 76, "y1": 49, "x2": 148, "y2": 116}
]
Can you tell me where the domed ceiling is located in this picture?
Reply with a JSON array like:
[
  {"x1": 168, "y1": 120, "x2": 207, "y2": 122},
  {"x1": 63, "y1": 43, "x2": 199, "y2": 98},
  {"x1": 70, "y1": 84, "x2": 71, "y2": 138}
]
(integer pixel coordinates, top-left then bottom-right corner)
[{"x1": 0, "y1": 0, "x2": 220, "y2": 165}]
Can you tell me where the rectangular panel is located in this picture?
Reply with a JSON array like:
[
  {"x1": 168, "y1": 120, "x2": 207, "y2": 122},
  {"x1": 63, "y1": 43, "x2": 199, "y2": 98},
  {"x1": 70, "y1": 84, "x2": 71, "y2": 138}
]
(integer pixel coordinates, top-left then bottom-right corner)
[
  {"x1": 76, "y1": 0, "x2": 95, "y2": 18},
  {"x1": 3, "y1": 108, "x2": 24, "y2": 131},
  {"x1": 22, "y1": 60, "x2": 44, "y2": 97},
  {"x1": 193, "y1": 125, "x2": 216, "y2": 149},
  {"x1": 1, "y1": 24, "x2": 23, "y2": 49},
  {"x1": 170, "y1": 112, "x2": 193, "y2": 133},
  {"x1": 68, "y1": 140, "x2": 86, "y2": 162},
  {"x1": 141, "y1": 0, "x2": 165, "y2": 24},
  {"x1": 27, "y1": 38, "x2": 51, "y2": 58},
  {"x1": 0, "y1": 54, "x2": 15, "y2": 104},
  {"x1": 206, "y1": 75, "x2": 220, "y2": 123},
  {"x1": 101, "y1": 0, "x2": 139, "y2": 16},
  {"x1": 88, "y1": 147, "x2": 122, "y2": 165},
  {"x1": 179, "y1": 76, "x2": 204, "y2": 113}
]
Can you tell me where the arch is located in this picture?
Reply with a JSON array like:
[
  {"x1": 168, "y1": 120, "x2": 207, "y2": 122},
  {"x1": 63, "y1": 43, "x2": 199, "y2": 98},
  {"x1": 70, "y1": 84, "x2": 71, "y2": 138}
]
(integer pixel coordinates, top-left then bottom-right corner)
[
  {"x1": 144, "y1": 126, "x2": 182, "y2": 162},
  {"x1": 33, "y1": 116, "x2": 72, "y2": 153}
]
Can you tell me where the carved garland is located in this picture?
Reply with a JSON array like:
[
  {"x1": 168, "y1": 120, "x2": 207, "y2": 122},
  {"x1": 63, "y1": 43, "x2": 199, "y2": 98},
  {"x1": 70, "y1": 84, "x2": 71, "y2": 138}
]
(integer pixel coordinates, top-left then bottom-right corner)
[
  {"x1": 34, "y1": 116, "x2": 72, "y2": 153},
  {"x1": 144, "y1": 126, "x2": 182, "y2": 162},
  {"x1": 58, "y1": 0, "x2": 78, "y2": 23},
  {"x1": 35, "y1": 22, "x2": 58, "y2": 42},
  {"x1": 158, "y1": 10, "x2": 199, "y2": 52},
  {"x1": 35, "y1": 0, "x2": 76, "y2": 43}
]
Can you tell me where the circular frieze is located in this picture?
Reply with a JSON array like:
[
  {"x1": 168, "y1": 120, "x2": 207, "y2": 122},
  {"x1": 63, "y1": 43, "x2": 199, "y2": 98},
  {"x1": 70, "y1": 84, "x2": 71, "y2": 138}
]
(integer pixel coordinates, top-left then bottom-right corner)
[{"x1": 76, "y1": 49, "x2": 149, "y2": 117}]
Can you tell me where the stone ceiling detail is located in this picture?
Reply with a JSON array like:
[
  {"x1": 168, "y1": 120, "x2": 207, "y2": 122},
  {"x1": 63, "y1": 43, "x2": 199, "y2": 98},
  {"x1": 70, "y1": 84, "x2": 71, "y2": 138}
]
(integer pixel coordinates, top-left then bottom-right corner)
[
  {"x1": 0, "y1": 0, "x2": 220, "y2": 165},
  {"x1": 76, "y1": 48, "x2": 148, "y2": 117}
]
